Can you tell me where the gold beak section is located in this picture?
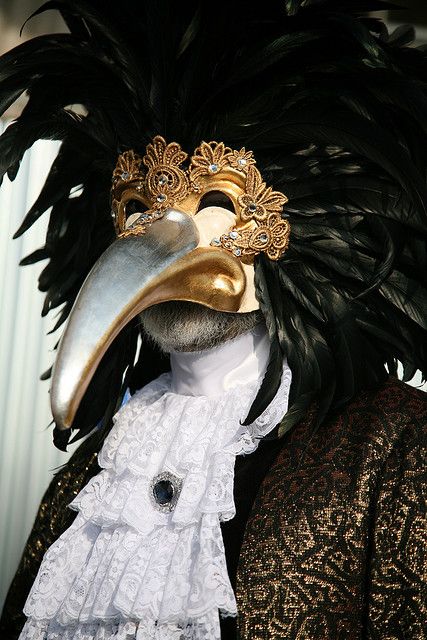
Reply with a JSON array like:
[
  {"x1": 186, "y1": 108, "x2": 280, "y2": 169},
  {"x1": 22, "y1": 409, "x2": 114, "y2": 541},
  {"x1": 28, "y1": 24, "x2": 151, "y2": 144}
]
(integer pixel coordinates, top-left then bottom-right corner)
[{"x1": 50, "y1": 209, "x2": 246, "y2": 431}]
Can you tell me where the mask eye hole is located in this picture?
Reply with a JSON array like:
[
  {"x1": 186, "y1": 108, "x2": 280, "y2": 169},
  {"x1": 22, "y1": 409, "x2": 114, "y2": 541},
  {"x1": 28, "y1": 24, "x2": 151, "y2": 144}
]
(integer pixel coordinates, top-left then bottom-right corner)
[
  {"x1": 125, "y1": 199, "x2": 149, "y2": 217},
  {"x1": 124, "y1": 199, "x2": 150, "y2": 229},
  {"x1": 197, "y1": 190, "x2": 235, "y2": 214}
]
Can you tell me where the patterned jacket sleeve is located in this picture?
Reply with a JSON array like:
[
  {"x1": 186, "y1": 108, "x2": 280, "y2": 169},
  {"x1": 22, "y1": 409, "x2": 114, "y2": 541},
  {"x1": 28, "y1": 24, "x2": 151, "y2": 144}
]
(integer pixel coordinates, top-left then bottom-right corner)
[
  {"x1": 236, "y1": 379, "x2": 427, "y2": 639},
  {"x1": 366, "y1": 404, "x2": 427, "y2": 639}
]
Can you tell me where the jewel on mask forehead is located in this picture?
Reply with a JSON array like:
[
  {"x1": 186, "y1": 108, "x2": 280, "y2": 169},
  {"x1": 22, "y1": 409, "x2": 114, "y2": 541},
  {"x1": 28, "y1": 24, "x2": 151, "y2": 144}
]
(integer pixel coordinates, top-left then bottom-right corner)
[
  {"x1": 158, "y1": 174, "x2": 168, "y2": 186},
  {"x1": 259, "y1": 233, "x2": 268, "y2": 242},
  {"x1": 238, "y1": 158, "x2": 247, "y2": 166},
  {"x1": 157, "y1": 193, "x2": 167, "y2": 203},
  {"x1": 248, "y1": 202, "x2": 258, "y2": 213},
  {"x1": 209, "y1": 163, "x2": 219, "y2": 173},
  {"x1": 229, "y1": 231, "x2": 239, "y2": 239},
  {"x1": 121, "y1": 171, "x2": 130, "y2": 180}
]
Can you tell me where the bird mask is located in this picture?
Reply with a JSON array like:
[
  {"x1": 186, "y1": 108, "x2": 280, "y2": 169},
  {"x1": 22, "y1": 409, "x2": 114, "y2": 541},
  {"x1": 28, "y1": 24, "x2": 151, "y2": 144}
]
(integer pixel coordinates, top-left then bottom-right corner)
[{"x1": 50, "y1": 136, "x2": 290, "y2": 431}]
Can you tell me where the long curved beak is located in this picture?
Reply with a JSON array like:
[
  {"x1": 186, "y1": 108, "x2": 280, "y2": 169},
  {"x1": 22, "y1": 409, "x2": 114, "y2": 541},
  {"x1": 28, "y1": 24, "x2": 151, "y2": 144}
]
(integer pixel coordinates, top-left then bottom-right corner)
[{"x1": 51, "y1": 209, "x2": 246, "y2": 430}]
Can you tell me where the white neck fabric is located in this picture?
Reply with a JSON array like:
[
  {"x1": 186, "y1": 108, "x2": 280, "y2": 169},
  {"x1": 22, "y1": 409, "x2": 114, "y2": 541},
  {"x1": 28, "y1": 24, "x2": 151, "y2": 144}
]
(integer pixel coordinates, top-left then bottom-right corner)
[
  {"x1": 170, "y1": 323, "x2": 270, "y2": 397},
  {"x1": 20, "y1": 326, "x2": 292, "y2": 640}
]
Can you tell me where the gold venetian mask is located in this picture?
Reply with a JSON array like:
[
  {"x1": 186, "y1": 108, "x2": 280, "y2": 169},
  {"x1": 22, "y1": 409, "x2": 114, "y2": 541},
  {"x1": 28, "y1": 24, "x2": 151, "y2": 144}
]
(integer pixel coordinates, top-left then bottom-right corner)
[
  {"x1": 50, "y1": 136, "x2": 291, "y2": 431},
  {"x1": 111, "y1": 136, "x2": 290, "y2": 263}
]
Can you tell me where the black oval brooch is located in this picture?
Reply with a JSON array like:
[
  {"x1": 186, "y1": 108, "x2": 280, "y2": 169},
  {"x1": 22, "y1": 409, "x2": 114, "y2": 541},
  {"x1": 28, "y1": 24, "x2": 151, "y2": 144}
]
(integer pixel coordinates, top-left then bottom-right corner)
[{"x1": 150, "y1": 471, "x2": 183, "y2": 512}]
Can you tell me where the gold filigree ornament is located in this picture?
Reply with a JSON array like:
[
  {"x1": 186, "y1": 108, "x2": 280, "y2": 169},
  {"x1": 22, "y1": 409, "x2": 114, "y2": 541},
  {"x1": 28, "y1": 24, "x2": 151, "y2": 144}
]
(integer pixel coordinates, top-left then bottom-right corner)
[
  {"x1": 217, "y1": 213, "x2": 290, "y2": 261},
  {"x1": 189, "y1": 141, "x2": 238, "y2": 187},
  {"x1": 111, "y1": 135, "x2": 290, "y2": 261}
]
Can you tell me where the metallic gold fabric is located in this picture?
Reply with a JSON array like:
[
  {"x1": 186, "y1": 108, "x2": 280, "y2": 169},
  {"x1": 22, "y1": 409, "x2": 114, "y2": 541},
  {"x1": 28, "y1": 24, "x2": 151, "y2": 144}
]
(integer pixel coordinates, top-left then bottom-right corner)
[{"x1": 236, "y1": 379, "x2": 427, "y2": 639}]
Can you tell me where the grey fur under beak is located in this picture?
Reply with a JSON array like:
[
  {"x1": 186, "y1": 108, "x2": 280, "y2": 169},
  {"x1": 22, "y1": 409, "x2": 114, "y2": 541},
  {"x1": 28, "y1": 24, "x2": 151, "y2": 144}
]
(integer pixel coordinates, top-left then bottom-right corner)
[{"x1": 50, "y1": 208, "x2": 246, "y2": 430}]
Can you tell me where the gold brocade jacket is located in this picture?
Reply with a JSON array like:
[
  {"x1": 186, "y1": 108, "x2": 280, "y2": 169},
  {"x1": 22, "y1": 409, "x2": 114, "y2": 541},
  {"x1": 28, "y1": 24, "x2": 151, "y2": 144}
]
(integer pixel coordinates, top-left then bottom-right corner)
[{"x1": 1, "y1": 377, "x2": 426, "y2": 639}]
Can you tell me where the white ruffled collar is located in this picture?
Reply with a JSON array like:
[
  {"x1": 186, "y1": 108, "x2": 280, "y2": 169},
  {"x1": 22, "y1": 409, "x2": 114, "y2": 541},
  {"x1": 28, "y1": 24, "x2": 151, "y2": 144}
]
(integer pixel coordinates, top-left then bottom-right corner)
[{"x1": 21, "y1": 330, "x2": 292, "y2": 640}]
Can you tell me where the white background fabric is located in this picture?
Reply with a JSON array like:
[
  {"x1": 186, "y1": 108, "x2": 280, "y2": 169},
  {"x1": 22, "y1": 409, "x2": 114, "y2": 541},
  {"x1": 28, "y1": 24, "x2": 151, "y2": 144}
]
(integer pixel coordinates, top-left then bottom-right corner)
[{"x1": 0, "y1": 132, "x2": 79, "y2": 612}]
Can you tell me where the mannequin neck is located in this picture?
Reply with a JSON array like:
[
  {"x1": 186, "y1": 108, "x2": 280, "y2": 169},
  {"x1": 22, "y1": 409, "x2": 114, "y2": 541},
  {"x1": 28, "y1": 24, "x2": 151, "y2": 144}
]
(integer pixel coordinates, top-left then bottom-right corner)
[{"x1": 169, "y1": 323, "x2": 270, "y2": 397}]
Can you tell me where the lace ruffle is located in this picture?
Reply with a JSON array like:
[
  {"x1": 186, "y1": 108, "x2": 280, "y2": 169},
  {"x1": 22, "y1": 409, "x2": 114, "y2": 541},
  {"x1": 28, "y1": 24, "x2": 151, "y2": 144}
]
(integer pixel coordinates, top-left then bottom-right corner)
[
  {"x1": 20, "y1": 366, "x2": 291, "y2": 640},
  {"x1": 20, "y1": 612, "x2": 222, "y2": 640}
]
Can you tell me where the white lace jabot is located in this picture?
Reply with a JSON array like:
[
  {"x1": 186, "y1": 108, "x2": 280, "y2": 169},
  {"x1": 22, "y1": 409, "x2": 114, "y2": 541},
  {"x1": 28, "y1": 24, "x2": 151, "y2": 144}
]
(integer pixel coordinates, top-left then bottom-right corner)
[{"x1": 20, "y1": 326, "x2": 292, "y2": 640}]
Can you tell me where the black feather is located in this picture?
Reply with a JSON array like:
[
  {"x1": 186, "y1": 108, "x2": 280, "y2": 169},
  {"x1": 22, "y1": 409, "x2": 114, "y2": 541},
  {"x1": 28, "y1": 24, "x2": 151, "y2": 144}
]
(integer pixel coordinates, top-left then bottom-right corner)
[{"x1": 1, "y1": 0, "x2": 426, "y2": 448}]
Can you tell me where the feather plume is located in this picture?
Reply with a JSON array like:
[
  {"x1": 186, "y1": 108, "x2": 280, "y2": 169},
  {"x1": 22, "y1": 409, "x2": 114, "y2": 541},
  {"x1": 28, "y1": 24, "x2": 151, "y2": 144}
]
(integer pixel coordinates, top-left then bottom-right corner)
[{"x1": 1, "y1": 0, "x2": 426, "y2": 447}]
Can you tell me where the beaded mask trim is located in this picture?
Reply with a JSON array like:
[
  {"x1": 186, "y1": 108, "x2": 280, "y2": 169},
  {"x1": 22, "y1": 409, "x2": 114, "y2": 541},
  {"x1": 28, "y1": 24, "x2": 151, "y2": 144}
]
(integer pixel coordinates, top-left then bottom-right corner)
[{"x1": 111, "y1": 136, "x2": 290, "y2": 263}]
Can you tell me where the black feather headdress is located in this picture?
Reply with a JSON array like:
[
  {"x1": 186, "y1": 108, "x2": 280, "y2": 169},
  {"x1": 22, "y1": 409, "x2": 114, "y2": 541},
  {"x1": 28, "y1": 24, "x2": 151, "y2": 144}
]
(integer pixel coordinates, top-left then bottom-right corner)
[{"x1": 1, "y1": 0, "x2": 426, "y2": 449}]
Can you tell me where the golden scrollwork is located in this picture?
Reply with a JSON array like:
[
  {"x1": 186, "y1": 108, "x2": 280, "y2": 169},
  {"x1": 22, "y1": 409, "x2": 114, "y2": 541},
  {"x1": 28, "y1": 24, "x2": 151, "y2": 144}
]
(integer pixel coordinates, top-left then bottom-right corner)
[
  {"x1": 111, "y1": 137, "x2": 290, "y2": 261},
  {"x1": 112, "y1": 149, "x2": 144, "y2": 184},
  {"x1": 238, "y1": 166, "x2": 288, "y2": 222},
  {"x1": 228, "y1": 147, "x2": 256, "y2": 172},
  {"x1": 143, "y1": 136, "x2": 190, "y2": 210},
  {"x1": 217, "y1": 213, "x2": 290, "y2": 261},
  {"x1": 189, "y1": 141, "x2": 234, "y2": 187}
]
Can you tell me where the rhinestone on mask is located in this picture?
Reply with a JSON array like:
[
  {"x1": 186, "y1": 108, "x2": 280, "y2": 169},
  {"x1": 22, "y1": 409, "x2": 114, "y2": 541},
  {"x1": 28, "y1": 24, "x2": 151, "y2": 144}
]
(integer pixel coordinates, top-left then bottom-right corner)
[
  {"x1": 248, "y1": 202, "x2": 258, "y2": 213},
  {"x1": 229, "y1": 230, "x2": 239, "y2": 240},
  {"x1": 158, "y1": 174, "x2": 169, "y2": 186},
  {"x1": 157, "y1": 193, "x2": 167, "y2": 203},
  {"x1": 136, "y1": 213, "x2": 152, "y2": 223},
  {"x1": 121, "y1": 171, "x2": 130, "y2": 180},
  {"x1": 209, "y1": 163, "x2": 219, "y2": 173}
]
